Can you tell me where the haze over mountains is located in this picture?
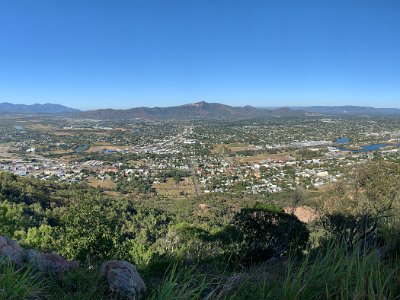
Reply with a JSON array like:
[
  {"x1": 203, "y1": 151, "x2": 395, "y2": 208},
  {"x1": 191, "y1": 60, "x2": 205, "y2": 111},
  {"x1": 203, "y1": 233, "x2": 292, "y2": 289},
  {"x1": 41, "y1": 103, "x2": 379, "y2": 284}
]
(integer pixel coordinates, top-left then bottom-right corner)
[
  {"x1": 72, "y1": 101, "x2": 400, "y2": 119},
  {"x1": 1, "y1": 101, "x2": 400, "y2": 119},
  {"x1": 290, "y1": 106, "x2": 400, "y2": 116},
  {"x1": 0, "y1": 102, "x2": 79, "y2": 114},
  {"x1": 78, "y1": 101, "x2": 305, "y2": 120}
]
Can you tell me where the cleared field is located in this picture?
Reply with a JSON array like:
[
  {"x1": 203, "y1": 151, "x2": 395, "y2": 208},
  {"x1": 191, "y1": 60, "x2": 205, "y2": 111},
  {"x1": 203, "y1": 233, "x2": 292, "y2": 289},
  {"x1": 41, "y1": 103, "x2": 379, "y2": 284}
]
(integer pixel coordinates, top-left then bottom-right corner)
[
  {"x1": 26, "y1": 124, "x2": 53, "y2": 131},
  {"x1": 48, "y1": 149, "x2": 73, "y2": 155},
  {"x1": 87, "y1": 145, "x2": 132, "y2": 153},
  {"x1": 128, "y1": 159, "x2": 147, "y2": 165},
  {"x1": 0, "y1": 146, "x2": 19, "y2": 159},
  {"x1": 153, "y1": 177, "x2": 196, "y2": 198},
  {"x1": 52, "y1": 131, "x2": 77, "y2": 136},
  {"x1": 0, "y1": 142, "x2": 14, "y2": 147},
  {"x1": 52, "y1": 129, "x2": 110, "y2": 136},
  {"x1": 212, "y1": 143, "x2": 256, "y2": 154},
  {"x1": 88, "y1": 178, "x2": 117, "y2": 189}
]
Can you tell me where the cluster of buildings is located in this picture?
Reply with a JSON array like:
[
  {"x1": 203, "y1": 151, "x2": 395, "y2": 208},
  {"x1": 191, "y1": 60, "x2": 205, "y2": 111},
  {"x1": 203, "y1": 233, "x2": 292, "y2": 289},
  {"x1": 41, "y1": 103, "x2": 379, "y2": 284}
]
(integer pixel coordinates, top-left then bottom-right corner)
[{"x1": 1, "y1": 117, "x2": 400, "y2": 197}]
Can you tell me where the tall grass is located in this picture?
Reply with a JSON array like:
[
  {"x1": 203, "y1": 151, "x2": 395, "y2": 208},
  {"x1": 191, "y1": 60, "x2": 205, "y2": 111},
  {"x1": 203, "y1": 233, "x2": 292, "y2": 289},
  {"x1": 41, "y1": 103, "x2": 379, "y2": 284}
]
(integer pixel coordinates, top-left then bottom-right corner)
[
  {"x1": 148, "y1": 242, "x2": 400, "y2": 300},
  {"x1": 0, "y1": 258, "x2": 46, "y2": 300},
  {"x1": 281, "y1": 242, "x2": 399, "y2": 300},
  {"x1": 47, "y1": 267, "x2": 108, "y2": 300},
  {"x1": 2, "y1": 243, "x2": 395, "y2": 300},
  {"x1": 148, "y1": 265, "x2": 212, "y2": 300},
  {"x1": 148, "y1": 262, "x2": 278, "y2": 300}
]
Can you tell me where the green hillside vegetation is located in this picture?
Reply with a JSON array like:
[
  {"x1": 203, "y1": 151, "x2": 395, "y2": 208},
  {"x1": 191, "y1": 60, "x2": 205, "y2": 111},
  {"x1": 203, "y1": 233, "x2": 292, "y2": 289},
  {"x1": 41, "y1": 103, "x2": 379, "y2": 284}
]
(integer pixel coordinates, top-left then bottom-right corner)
[{"x1": 1, "y1": 161, "x2": 400, "y2": 299}]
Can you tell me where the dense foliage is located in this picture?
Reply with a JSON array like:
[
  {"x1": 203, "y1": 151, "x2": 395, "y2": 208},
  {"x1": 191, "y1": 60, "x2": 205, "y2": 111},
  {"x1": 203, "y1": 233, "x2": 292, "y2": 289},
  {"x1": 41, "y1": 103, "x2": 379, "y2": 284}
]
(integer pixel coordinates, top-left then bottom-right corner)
[
  {"x1": 1, "y1": 160, "x2": 400, "y2": 299},
  {"x1": 232, "y1": 204, "x2": 309, "y2": 263}
]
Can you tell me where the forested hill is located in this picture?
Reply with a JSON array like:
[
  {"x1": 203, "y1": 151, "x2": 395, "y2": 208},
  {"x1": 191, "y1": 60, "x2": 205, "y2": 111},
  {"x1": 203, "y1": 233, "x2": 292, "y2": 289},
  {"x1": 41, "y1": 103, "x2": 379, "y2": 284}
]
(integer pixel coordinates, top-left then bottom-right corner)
[
  {"x1": 2, "y1": 101, "x2": 400, "y2": 119},
  {"x1": 77, "y1": 101, "x2": 306, "y2": 120}
]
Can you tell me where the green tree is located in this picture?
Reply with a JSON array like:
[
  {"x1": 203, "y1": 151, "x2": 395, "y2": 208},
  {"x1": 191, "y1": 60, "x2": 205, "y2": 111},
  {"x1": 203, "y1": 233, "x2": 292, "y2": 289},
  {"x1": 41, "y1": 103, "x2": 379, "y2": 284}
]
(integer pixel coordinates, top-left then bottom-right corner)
[{"x1": 232, "y1": 204, "x2": 309, "y2": 263}]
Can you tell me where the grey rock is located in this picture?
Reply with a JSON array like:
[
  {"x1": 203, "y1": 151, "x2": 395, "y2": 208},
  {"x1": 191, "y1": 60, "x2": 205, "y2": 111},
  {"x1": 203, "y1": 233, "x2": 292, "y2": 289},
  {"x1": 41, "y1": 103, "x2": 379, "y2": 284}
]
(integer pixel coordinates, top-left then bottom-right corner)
[
  {"x1": 0, "y1": 235, "x2": 25, "y2": 266},
  {"x1": 25, "y1": 249, "x2": 79, "y2": 274},
  {"x1": 102, "y1": 260, "x2": 146, "y2": 299}
]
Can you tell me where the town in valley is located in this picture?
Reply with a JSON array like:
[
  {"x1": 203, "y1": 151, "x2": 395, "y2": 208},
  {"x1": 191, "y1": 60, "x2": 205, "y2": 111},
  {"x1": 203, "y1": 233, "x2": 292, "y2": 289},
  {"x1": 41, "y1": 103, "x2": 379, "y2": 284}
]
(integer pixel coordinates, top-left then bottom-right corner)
[{"x1": 1, "y1": 108, "x2": 399, "y2": 202}]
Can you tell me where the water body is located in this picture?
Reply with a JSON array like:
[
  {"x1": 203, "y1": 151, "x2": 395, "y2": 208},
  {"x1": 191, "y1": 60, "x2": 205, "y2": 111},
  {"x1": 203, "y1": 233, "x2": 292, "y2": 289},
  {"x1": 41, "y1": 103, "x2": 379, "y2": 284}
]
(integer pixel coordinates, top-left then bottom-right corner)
[
  {"x1": 335, "y1": 136, "x2": 400, "y2": 153},
  {"x1": 353, "y1": 144, "x2": 391, "y2": 153},
  {"x1": 336, "y1": 137, "x2": 350, "y2": 144},
  {"x1": 337, "y1": 143, "x2": 399, "y2": 153},
  {"x1": 74, "y1": 144, "x2": 89, "y2": 153},
  {"x1": 14, "y1": 125, "x2": 24, "y2": 131}
]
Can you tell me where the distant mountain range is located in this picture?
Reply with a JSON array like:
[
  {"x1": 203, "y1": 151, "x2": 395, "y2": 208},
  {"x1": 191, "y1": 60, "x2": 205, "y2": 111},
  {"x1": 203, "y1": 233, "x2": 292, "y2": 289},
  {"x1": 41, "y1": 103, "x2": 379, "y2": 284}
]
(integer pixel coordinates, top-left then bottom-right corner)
[
  {"x1": 77, "y1": 101, "x2": 305, "y2": 120},
  {"x1": 79, "y1": 102, "x2": 400, "y2": 120},
  {"x1": 1, "y1": 101, "x2": 400, "y2": 119},
  {"x1": 0, "y1": 102, "x2": 80, "y2": 114},
  {"x1": 290, "y1": 106, "x2": 400, "y2": 116}
]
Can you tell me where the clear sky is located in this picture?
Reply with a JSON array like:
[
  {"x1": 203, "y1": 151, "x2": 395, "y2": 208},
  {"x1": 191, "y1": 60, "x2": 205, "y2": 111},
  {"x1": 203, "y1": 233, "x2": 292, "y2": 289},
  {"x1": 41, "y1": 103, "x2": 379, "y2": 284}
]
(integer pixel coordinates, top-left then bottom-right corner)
[{"x1": 0, "y1": 0, "x2": 399, "y2": 110}]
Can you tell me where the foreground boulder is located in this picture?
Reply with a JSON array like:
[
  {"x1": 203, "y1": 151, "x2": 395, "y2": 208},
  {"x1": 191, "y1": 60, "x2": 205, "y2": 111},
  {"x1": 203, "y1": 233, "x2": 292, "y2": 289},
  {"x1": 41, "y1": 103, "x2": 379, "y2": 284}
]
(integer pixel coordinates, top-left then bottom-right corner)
[
  {"x1": 0, "y1": 235, "x2": 25, "y2": 266},
  {"x1": 102, "y1": 260, "x2": 146, "y2": 299},
  {"x1": 25, "y1": 249, "x2": 79, "y2": 274}
]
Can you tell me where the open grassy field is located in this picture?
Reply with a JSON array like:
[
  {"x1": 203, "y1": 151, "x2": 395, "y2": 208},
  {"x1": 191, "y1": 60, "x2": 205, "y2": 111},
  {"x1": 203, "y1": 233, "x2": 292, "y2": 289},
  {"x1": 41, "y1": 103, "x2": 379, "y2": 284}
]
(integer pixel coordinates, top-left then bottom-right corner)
[
  {"x1": 128, "y1": 159, "x2": 147, "y2": 165},
  {"x1": 47, "y1": 149, "x2": 74, "y2": 155},
  {"x1": 0, "y1": 145, "x2": 20, "y2": 160},
  {"x1": 153, "y1": 177, "x2": 196, "y2": 198},
  {"x1": 87, "y1": 145, "x2": 132, "y2": 153},
  {"x1": 26, "y1": 123, "x2": 53, "y2": 131},
  {"x1": 88, "y1": 178, "x2": 117, "y2": 189},
  {"x1": 0, "y1": 142, "x2": 14, "y2": 147},
  {"x1": 212, "y1": 143, "x2": 258, "y2": 154}
]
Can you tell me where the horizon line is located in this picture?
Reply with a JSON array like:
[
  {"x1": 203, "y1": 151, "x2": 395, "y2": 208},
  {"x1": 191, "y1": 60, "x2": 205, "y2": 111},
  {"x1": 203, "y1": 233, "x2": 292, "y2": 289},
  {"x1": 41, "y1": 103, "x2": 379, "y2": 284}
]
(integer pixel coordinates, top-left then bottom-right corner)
[{"x1": 1, "y1": 100, "x2": 400, "y2": 111}]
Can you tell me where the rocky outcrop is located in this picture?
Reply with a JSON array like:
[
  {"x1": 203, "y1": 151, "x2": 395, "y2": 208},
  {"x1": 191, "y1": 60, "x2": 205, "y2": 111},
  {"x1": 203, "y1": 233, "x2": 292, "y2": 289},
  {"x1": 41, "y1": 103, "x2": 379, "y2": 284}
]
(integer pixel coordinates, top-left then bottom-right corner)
[
  {"x1": 0, "y1": 235, "x2": 78, "y2": 274},
  {"x1": 101, "y1": 260, "x2": 146, "y2": 300},
  {"x1": 0, "y1": 235, "x2": 146, "y2": 299},
  {"x1": 25, "y1": 249, "x2": 79, "y2": 274},
  {"x1": 0, "y1": 235, "x2": 25, "y2": 266}
]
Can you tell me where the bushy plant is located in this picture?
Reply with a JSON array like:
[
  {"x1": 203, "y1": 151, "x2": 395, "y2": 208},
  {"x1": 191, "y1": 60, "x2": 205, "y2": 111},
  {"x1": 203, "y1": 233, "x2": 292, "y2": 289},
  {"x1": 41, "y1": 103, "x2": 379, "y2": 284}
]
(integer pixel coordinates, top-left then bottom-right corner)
[
  {"x1": 321, "y1": 212, "x2": 380, "y2": 249},
  {"x1": 231, "y1": 204, "x2": 309, "y2": 263}
]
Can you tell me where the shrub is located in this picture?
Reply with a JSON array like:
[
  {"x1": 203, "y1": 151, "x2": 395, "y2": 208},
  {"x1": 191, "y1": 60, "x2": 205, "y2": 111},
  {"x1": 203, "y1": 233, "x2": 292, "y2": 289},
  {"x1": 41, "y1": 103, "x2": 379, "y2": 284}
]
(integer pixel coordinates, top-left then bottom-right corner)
[
  {"x1": 321, "y1": 212, "x2": 380, "y2": 249},
  {"x1": 231, "y1": 204, "x2": 309, "y2": 263}
]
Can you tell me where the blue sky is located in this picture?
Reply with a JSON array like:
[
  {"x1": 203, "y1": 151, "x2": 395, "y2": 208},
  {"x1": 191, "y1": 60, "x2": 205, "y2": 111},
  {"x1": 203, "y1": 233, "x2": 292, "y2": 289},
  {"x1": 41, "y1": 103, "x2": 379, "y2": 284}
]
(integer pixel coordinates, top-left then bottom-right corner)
[{"x1": 0, "y1": 0, "x2": 399, "y2": 110}]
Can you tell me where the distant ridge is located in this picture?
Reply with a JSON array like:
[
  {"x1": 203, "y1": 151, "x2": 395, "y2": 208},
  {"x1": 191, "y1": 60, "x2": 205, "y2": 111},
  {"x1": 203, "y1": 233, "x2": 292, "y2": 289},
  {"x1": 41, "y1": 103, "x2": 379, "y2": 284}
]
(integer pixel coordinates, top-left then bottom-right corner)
[
  {"x1": 78, "y1": 101, "x2": 306, "y2": 120},
  {"x1": 0, "y1": 102, "x2": 80, "y2": 114},
  {"x1": 1, "y1": 101, "x2": 400, "y2": 119},
  {"x1": 290, "y1": 106, "x2": 400, "y2": 116}
]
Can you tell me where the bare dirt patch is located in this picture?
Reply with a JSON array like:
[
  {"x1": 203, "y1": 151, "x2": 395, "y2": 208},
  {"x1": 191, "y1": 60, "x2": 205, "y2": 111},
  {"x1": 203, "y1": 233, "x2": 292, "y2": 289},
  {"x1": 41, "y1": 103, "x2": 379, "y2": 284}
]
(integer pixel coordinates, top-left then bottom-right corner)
[{"x1": 284, "y1": 206, "x2": 319, "y2": 223}]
